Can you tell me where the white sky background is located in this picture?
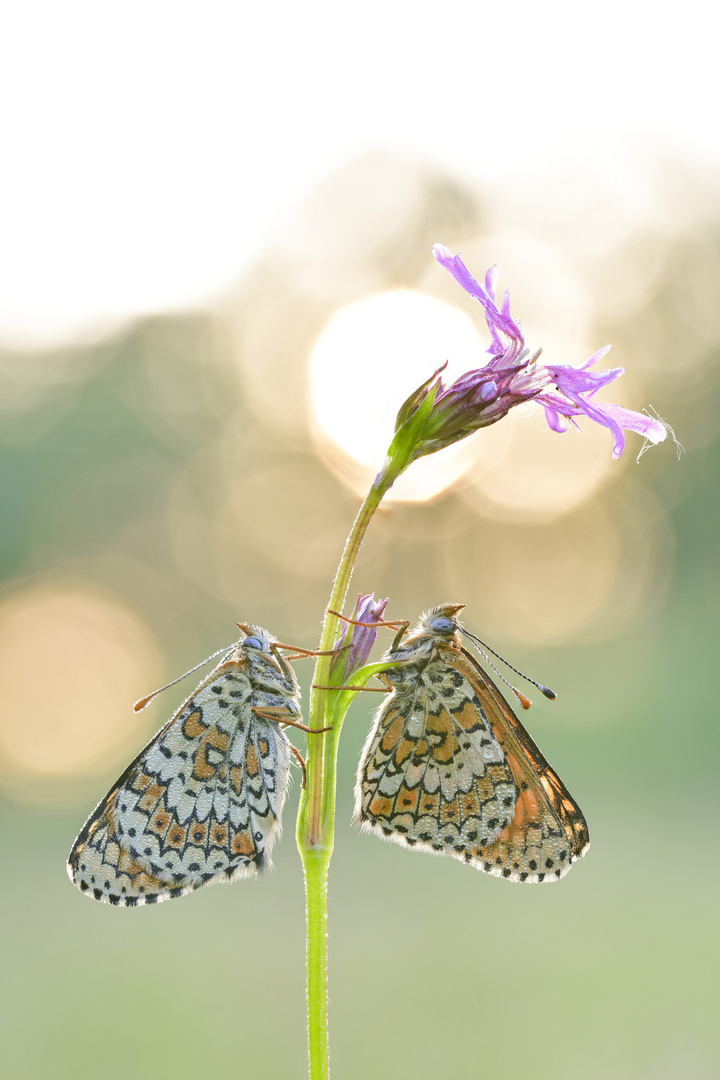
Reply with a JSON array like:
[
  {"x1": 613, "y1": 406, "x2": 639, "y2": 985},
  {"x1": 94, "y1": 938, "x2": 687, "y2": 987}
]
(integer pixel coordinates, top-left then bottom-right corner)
[{"x1": 0, "y1": 0, "x2": 716, "y2": 346}]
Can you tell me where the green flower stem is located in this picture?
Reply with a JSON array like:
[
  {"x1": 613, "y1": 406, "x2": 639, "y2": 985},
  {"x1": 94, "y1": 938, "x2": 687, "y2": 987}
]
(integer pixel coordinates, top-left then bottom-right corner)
[
  {"x1": 302, "y1": 845, "x2": 330, "y2": 1080},
  {"x1": 296, "y1": 464, "x2": 394, "y2": 1080}
]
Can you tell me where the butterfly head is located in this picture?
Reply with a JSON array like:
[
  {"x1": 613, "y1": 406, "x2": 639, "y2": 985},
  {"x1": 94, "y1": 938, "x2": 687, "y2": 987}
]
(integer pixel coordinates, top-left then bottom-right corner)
[
  {"x1": 235, "y1": 622, "x2": 301, "y2": 696},
  {"x1": 387, "y1": 603, "x2": 465, "y2": 665},
  {"x1": 236, "y1": 622, "x2": 276, "y2": 655},
  {"x1": 421, "y1": 603, "x2": 465, "y2": 640},
  {"x1": 424, "y1": 605, "x2": 465, "y2": 637}
]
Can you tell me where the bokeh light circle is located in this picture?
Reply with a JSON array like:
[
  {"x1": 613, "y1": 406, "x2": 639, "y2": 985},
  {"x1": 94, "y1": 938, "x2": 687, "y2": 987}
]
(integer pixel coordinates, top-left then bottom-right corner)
[
  {"x1": 0, "y1": 585, "x2": 162, "y2": 801},
  {"x1": 309, "y1": 289, "x2": 488, "y2": 501}
]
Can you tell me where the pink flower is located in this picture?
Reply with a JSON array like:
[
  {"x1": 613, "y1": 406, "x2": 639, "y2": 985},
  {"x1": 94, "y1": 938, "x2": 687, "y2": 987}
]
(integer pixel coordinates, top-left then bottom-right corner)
[{"x1": 394, "y1": 245, "x2": 669, "y2": 461}]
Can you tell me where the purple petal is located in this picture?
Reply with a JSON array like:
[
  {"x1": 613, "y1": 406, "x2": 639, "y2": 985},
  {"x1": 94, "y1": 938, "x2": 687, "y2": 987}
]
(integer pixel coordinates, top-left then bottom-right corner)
[
  {"x1": 536, "y1": 377, "x2": 670, "y2": 457},
  {"x1": 543, "y1": 405, "x2": 568, "y2": 434},
  {"x1": 484, "y1": 265, "x2": 499, "y2": 301},
  {"x1": 582, "y1": 345, "x2": 613, "y2": 367},
  {"x1": 341, "y1": 593, "x2": 389, "y2": 677},
  {"x1": 548, "y1": 360, "x2": 624, "y2": 397},
  {"x1": 432, "y1": 244, "x2": 523, "y2": 349},
  {"x1": 594, "y1": 403, "x2": 668, "y2": 445},
  {"x1": 579, "y1": 401, "x2": 628, "y2": 458}
]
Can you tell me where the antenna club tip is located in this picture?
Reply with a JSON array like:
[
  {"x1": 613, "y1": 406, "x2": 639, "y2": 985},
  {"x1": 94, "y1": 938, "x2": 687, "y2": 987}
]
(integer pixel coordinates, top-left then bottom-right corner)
[
  {"x1": 540, "y1": 685, "x2": 557, "y2": 700},
  {"x1": 516, "y1": 690, "x2": 532, "y2": 710},
  {"x1": 133, "y1": 696, "x2": 151, "y2": 712}
]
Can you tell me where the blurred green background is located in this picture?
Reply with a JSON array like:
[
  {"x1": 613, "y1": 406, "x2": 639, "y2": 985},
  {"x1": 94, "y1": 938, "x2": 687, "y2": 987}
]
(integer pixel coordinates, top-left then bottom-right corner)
[{"x1": 1, "y1": 161, "x2": 718, "y2": 1080}]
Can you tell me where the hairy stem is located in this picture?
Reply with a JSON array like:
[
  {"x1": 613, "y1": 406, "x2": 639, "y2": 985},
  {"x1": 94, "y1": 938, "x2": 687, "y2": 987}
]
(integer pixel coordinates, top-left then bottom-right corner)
[{"x1": 296, "y1": 466, "x2": 393, "y2": 1080}]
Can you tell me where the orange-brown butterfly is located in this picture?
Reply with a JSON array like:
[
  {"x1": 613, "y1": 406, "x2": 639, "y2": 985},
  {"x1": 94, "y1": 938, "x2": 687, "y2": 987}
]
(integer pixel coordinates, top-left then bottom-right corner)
[
  {"x1": 355, "y1": 604, "x2": 589, "y2": 882},
  {"x1": 68, "y1": 623, "x2": 323, "y2": 906}
]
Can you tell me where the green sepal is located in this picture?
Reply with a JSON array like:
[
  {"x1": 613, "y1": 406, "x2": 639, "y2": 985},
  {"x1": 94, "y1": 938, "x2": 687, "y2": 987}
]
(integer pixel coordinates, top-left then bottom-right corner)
[
  {"x1": 393, "y1": 363, "x2": 447, "y2": 432},
  {"x1": 324, "y1": 618, "x2": 356, "y2": 689},
  {"x1": 383, "y1": 377, "x2": 441, "y2": 480}
]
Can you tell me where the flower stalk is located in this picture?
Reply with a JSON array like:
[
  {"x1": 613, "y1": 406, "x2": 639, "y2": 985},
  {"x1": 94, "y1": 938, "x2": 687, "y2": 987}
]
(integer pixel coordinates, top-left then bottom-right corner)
[{"x1": 296, "y1": 467, "x2": 397, "y2": 1080}]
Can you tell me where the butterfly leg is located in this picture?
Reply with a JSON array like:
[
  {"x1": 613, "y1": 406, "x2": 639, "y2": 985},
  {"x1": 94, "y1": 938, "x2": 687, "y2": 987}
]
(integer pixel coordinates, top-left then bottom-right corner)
[
  {"x1": 252, "y1": 705, "x2": 333, "y2": 734},
  {"x1": 288, "y1": 744, "x2": 308, "y2": 788},
  {"x1": 270, "y1": 643, "x2": 345, "y2": 661},
  {"x1": 327, "y1": 609, "x2": 409, "y2": 640}
]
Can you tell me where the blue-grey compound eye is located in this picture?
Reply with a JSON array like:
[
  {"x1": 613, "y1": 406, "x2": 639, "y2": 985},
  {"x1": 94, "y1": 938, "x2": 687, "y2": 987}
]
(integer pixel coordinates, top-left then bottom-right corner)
[
  {"x1": 243, "y1": 635, "x2": 265, "y2": 651},
  {"x1": 430, "y1": 616, "x2": 455, "y2": 634}
]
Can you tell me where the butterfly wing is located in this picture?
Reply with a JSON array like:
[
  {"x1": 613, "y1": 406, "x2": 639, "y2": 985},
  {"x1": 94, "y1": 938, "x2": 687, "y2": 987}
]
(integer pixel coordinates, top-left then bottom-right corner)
[
  {"x1": 67, "y1": 793, "x2": 190, "y2": 907},
  {"x1": 356, "y1": 649, "x2": 588, "y2": 883},
  {"x1": 453, "y1": 649, "x2": 589, "y2": 882},
  {"x1": 68, "y1": 656, "x2": 296, "y2": 906},
  {"x1": 355, "y1": 660, "x2": 519, "y2": 856}
]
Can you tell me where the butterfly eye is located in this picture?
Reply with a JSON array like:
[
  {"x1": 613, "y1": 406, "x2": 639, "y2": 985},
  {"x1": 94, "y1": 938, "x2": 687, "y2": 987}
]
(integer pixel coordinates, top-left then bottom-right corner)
[
  {"x1": 430, "y1": 616, "x2": 455, "y2": 634},
  {"x1": 243, "y1": 635, "x2": 266, "y2": 651}
]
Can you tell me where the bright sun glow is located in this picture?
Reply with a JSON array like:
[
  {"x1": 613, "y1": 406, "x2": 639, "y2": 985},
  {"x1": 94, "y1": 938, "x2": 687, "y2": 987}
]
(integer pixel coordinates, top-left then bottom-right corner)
[
  {"x1": 0, "y1": 3, "x2": 715, "y2": 345},
  {"x1": 309, "y1": 290, "x2": 488, "y2": 501}
]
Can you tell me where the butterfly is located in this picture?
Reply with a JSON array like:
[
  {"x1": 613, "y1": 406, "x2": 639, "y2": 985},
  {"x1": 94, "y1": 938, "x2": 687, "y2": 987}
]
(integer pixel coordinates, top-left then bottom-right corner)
[
  {"x1": 355, "y1": 604, "x2": 589, "y2": 882},
  {"x1": 68, "y1": 623, "x2": 319, "y2": 906}
]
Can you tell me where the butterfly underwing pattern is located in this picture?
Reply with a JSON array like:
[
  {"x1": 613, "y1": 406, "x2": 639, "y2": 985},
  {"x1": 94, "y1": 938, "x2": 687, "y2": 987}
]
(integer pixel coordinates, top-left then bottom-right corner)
[
  {"x1": 355, "y1": 604, "x2": 589, "y2": 882},
  {"x1": 68, "y1": 624, "x2": 303, "y2": 906}
]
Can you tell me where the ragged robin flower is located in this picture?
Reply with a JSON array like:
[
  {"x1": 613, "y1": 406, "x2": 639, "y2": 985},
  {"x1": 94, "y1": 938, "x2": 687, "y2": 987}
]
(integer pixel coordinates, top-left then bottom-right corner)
[{"x1": 388, "y1": 244, "x2": 670, "y2": 466}]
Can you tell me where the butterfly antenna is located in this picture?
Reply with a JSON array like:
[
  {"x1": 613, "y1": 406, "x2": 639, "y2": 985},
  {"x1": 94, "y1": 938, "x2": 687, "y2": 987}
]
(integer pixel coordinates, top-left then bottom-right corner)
[
  {"x1": 133, "y1": 642, "x2": 237, "y2": 711},
  {"x1": 462, "y1": 628, "x2": 556, "y2": 710}
]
